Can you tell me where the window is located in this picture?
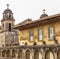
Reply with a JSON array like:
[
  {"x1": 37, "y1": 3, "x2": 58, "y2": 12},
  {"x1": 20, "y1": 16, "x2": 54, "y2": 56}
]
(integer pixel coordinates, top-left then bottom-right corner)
[
  {"x1": 9, "y1": 23, "x2": 11, "y2": 31},
  {"x1": 38, "y1": 29, "x2": 43, "y2": 40},
  {"x1": 49, "y1": 26, "x2": 54, "y2": 40},
  {"x1": 30, "y1": 30, "x2": 33, "y2": 41},
  {"x1": 2, "y1": 23, "x2": 4, "y2": 30}
]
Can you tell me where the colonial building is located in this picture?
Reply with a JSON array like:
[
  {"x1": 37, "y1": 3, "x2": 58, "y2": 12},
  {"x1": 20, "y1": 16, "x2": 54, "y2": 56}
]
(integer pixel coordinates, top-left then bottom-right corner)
[{"x1": 0, "y1": 4, "x2": 60, "y2": 59}]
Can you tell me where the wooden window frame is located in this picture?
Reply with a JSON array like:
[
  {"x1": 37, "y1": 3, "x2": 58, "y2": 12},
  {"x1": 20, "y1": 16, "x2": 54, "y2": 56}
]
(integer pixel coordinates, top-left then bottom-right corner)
[
  {"x1": 29, "y1": 30, "x2": 34, "y2": 42},
  {"x1": 38, "y1": 28, "x2": 43, "y2": 41},
  {"x1": 49, "y1": 26, "x2": 54, "y2": 40}
]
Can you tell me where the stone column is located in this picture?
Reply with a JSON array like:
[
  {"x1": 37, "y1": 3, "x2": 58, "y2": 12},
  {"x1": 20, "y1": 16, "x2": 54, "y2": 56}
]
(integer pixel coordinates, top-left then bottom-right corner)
[
  {"x1": 15, "y1": 49, "x2": 17, "y2": 58},
  {"x1": 10, "y1": 49, "x2": 12, "y2": 59},
  {"x1": 16, "y1": 49, "x2": 19, "y2": 59},
  {"x1": 42, "y1": 52, "x2": 45, "y2": 59},
  {"x1": 30, "y1": 49, "x2": 34, "y2": 59},
  {"x1": 22, "y1": 49, "x2": 26, "y2": 59},
  {"x1": 41, "y1": 49, "x2": 45, "y2": 59},
  {"x1": 53, "y1": 50, "x2": 57, "y2": 59},
  {"x1": 54, "y1": 52, "x2": 57, "y2": 59},
  {"x1": 39, "y1": 52, "x2": 42, "y2": 59}
]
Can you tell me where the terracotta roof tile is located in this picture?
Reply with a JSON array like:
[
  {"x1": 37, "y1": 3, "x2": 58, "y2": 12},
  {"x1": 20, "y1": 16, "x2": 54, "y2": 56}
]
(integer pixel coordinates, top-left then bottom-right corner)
[{"x1": 14, "y1": 13, "x2": 60, "y2": 28}]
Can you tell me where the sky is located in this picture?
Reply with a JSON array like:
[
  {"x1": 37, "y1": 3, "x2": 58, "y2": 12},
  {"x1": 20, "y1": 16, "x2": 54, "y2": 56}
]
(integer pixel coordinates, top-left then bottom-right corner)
[{"x1": 0, "y1": 0, "x2": 60, "y2": 24}]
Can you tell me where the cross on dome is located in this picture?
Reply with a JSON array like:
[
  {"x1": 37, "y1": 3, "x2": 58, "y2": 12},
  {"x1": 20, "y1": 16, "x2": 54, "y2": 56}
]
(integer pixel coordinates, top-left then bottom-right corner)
[
  {"x1": 1, "y1": 4, "x2": 14, "y2": 21},
  {"x1": 7, "y1": 4, "x2": 9, "y2": 9},
  {"x1": 43, "y1": 9, "x2": 45, "y2": 14},
  {"x1": 40, "y1": 9, "x2": 48, "y2": 18}
]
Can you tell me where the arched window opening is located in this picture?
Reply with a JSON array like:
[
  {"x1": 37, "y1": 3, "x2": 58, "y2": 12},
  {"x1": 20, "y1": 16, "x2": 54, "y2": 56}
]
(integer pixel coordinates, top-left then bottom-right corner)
[
  {"x1": 9, "y1": 15, "x2": 11, "y2": 19},
  {"x1": 0, "y1": 51, "x2": 1, "y2": 57},
  {"x1": 45, "y1": 51, "x2": 54, "y2": 59},
  {"x1": 2, "y1": 23, "x2": 4, "y2": 30},
  {"x1": 18, "y1": 50, "x2": 22, "y2": 59},
  {"x1": 12, "y1": 50, "x2": 16, "y2": 58},
  {"x1": 57, "y1": 50, "x2": 60, "y2": 59},
  {"x1": 9, "y1": 23, "x2": 11, "y2": 31},
  {"x1": 6, "y1": 50, "x2": 10, "y2": 57},
  {"x1": 2, "y1": 50, "x2": 6, "y2": 57},
  {"x1": 26, "y1": 50, "x2": 30, "y2": 59}
]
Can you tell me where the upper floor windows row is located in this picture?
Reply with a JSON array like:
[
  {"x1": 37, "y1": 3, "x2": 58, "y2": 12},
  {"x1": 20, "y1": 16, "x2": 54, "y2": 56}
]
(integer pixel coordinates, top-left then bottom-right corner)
[{"x1": 29, "y1": 26, "x2": 54, "y2": 41}]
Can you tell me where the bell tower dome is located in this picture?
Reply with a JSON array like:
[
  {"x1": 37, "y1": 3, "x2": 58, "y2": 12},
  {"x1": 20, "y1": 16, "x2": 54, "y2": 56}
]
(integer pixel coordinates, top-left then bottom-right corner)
[
  {"x1": 1, "y1": 4, "x2": 15, "y2": 31},
  {"x1": 40, "y1": 9, "x2": 48, "y2": 18},
  {"x1": 2, "y1": 4, "x2": 14, "y2": 21}
]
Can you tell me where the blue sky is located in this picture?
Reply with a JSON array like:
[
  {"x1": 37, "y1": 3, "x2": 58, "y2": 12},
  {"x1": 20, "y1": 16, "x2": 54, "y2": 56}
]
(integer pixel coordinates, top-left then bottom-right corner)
[{"x1": 0, "y1": 0, "x2": 60, "y2": 24}]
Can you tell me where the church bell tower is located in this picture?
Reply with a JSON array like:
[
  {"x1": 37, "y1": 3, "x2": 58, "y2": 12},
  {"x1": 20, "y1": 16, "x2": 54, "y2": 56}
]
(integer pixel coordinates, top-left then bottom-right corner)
[
  {"x1": 0, "y1": 4, "x2": 18, "y2": 47},
  {"x1": 1, "y1": 4, "x2": 15, "y2": 31}
]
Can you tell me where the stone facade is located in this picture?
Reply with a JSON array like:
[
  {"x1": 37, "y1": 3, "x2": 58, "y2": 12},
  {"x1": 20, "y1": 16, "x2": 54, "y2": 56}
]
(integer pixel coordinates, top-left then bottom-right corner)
[{"x1": 0, "y1": 4, "x2": 60, "y2": 59}]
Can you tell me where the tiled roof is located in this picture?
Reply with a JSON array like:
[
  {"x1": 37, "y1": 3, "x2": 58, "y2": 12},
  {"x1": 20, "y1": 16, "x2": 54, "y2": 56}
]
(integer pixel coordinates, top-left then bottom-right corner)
[{"x1": 14, "y1": 13, "x2": 60, "y2": 29}]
